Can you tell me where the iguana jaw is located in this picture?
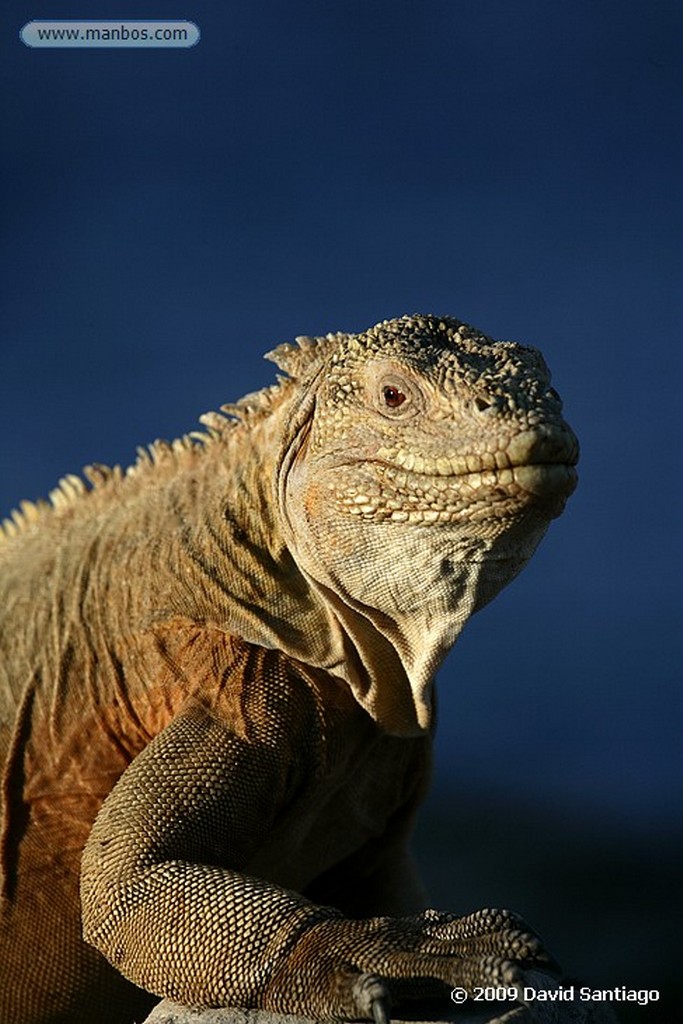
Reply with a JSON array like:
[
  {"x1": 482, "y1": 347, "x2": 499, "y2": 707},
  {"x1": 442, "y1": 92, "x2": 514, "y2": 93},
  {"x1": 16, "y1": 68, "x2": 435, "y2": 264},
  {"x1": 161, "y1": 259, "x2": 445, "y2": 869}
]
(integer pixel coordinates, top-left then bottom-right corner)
[
  {"x1": 327, "y1": 423, "x2": 579, "y2": 529},
  {"x1": 375, "y1": 423, "x2": 579, "y2": 479},
  {"x1": 281, "y1": 441, "x2": 561, "y2": 736},
  {"x1": 337, "y1": 460, "x2": 578, "y2": 523}
]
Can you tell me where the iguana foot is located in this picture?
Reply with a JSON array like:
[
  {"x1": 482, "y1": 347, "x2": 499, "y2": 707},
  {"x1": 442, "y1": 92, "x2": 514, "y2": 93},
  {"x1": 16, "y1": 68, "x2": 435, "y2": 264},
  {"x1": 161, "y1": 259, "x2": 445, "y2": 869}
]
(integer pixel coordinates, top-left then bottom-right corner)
[{"x1": 264, "y1": 906, "x2": 559, "y2": 1020}]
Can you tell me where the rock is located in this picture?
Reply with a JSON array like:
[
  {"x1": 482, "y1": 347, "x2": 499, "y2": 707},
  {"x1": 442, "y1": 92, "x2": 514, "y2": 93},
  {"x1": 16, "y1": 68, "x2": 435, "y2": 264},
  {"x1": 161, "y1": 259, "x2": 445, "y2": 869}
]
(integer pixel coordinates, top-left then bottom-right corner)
[
  {"x1": 141, "y1": 971, "x2": 619, "y2": 1024},
  {"x1": 141, "y1": 997, "x2": 529, "y2": 1024}
]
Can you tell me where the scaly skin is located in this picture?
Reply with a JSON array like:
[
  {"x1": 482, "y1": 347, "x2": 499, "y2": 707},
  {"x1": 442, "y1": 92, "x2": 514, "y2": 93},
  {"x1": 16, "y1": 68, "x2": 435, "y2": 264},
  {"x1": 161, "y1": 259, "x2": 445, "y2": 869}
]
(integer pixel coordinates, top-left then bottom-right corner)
[{"x1": 0, "y1": 315, "x2": 579, "y2": 1022}]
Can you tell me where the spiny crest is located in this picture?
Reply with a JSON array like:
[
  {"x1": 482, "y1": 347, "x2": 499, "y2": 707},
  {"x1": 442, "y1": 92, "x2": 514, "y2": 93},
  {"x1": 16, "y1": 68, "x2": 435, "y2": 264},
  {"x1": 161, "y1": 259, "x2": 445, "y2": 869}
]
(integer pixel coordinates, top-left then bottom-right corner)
[
  {"x1": 0, "y1": 333, "x2": 333, "y2": 542},
  {"x1": 196, "y1": 333, "x2": 356, "y2": 435},
  {"x1": 1, "y1": 315, "x2": 465, "y2": 543},
  {"x1": 210, "y1": 380, "x2": 292, "y2": 429},
  {"x1": 1, "y1": 473, "x2": 91, "y2": 541},
  {"x1": 1, "y1": 472, "x2": 98, "y2": 539},
  {"x1": 0, "y1": 496, "x2": 50, "y2": 539},
  {"x1": 0, "y1": 438, "x2": 202, "y2": 542},
  {"x1": 265, "y1": 330, "x2": 354, "y2": 377}
]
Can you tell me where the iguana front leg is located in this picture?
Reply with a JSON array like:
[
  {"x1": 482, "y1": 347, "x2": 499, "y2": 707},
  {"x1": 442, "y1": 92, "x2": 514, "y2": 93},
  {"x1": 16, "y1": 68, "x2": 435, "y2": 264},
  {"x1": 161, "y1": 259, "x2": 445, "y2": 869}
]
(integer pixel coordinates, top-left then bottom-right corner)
[{"x1": 81, "y1": 683, "x2": 557, "y2": 1021}]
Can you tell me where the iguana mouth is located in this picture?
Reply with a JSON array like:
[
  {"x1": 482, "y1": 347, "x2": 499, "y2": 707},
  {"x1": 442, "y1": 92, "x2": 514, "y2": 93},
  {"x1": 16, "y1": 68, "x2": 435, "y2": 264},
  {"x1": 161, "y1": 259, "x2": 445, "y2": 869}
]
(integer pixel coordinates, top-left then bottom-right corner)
[
  {"x1": 373, "y1": 460, "x2": 578, "y2": 494},
  {"x1": 335, "y1": 427, "x2": 578, "y2": 523},
  {"x1": 375, "y1": 427, "x2": 579, "y2": 481},
  {"x1": 427, "y1": 461, "x2": 579, "y2": 499},
  {"x1": 497, "y1": 461, "x2": 578, "y2": 499},
  {"x1": 337, "y1": 459, "x2": 578, "y2": 525}
]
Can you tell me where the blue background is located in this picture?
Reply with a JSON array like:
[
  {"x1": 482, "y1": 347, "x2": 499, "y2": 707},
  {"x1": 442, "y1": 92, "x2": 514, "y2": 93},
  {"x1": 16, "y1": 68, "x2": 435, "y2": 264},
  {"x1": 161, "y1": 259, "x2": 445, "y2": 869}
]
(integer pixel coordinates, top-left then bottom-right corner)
[{"x1": 1, "y1": 2, "x2": 681, "y2": 1017}]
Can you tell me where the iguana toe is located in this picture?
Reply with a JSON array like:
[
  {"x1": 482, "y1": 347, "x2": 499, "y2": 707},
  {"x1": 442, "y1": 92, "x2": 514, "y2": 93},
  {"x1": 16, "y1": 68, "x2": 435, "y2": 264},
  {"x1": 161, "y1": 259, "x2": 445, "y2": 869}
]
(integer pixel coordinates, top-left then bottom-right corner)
[{"x1": 348, "y1": 972, "x2": 392, "y2": 1023}]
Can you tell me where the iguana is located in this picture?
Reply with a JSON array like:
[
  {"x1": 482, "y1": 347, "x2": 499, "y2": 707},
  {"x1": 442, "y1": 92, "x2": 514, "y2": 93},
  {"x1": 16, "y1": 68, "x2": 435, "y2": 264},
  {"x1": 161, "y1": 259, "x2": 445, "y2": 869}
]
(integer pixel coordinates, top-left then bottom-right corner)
[{"x1": 0, "y1": 314, "x2": 580, "y2": 1024}]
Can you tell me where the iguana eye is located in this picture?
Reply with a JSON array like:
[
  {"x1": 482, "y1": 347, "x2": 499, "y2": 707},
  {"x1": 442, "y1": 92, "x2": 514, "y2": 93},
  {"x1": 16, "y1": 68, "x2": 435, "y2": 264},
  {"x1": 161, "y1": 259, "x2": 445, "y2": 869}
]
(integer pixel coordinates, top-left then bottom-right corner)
[
  {"x1": 382, "y1": 385, "x2": 406, "y2": 408},
  {"x1": 373, "y1": 367, "x2": 421, "y2": 419}
]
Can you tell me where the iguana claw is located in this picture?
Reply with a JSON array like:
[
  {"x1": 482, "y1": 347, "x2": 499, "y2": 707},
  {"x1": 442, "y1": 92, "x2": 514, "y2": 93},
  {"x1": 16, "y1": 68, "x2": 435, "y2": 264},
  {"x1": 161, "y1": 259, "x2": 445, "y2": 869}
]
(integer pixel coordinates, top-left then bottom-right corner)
[
  {"x1": 371, "y1": 995, "x2": 391, "y2": 1024},
  {"x1": 350, "y1": 972, "x2": 392, "y2": 1023}
]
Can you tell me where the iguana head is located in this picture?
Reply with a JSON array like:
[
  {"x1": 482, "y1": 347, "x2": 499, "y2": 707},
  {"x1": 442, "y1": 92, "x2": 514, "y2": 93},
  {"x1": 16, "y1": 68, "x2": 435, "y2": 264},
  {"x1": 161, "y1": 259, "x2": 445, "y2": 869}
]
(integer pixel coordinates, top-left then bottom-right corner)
[{"x1": 273, "y1": 314, "x2": 579, "y2": 735}]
